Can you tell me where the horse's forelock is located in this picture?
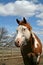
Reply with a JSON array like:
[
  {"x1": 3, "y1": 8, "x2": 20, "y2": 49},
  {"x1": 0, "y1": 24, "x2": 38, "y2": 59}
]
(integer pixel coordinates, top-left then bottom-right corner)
[
  {"x1": 19, "y1": 23, "x2": 32, "y2": 31},
  {"x1": 16, "y1": 18, "x2": 32, "y2": 31}
]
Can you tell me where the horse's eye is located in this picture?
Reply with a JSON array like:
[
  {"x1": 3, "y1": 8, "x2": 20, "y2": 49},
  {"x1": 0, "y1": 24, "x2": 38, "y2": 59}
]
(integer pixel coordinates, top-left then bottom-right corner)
[{"x1": 23, "y1": 28, "x2": 26, "y2": 31}]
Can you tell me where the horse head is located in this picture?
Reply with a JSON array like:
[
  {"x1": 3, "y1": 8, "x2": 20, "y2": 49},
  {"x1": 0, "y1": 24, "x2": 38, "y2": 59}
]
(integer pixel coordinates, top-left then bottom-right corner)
[{"x1": 15, "y1": 17, "x2": 32, "y2": 47}]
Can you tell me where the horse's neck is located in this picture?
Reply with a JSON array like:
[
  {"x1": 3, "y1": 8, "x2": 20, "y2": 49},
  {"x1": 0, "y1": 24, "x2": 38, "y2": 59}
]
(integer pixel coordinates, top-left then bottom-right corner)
[
  {"x1": 28, "y1": 33, "x2": 35, "y2": 49},
  {"x1": 21, "y1": 33, "x2": 34, "y2": 54}
]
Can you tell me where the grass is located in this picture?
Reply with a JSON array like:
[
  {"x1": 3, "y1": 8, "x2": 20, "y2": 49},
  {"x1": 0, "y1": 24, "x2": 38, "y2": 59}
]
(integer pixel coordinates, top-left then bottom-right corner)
[{"x1": 0, "y1": 47, "x2": 43, "y2": 65}]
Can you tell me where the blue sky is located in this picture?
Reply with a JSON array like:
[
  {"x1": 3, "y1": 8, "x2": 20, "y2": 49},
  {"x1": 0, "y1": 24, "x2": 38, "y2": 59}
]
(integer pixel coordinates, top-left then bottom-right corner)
[{"x1": 0, "y1": 0, "x2": 43, "y2": 43}]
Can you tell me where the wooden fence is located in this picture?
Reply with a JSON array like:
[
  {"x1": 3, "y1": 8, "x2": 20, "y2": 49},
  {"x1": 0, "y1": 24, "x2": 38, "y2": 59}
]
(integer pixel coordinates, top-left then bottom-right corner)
[{"x1": 0, "y1": 47, "x2": 43, "y2": 65}]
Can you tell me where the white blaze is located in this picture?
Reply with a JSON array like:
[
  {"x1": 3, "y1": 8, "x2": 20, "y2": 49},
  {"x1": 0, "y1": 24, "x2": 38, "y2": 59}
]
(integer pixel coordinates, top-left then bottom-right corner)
[{"x1": 15, "y1": 25, "x2": 31, "y2": 46}]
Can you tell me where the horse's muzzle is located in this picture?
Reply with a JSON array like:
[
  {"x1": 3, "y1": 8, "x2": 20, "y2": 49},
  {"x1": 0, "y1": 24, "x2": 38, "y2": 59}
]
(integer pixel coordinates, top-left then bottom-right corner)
[{"x1": 15, "y1": 41, "x2": 20, "y2": 47}]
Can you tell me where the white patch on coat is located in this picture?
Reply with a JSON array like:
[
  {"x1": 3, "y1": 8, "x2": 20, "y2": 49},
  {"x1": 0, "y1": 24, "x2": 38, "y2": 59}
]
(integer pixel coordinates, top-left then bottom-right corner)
[
  {"x1": 32, "y1": 32, "x2": 39, "y2": 48},
  {"x1": 37, "y1": 55, "x2": 40, "y2": 62},
  {"x1": 15, "y1": 25, "x2": 31, "y2": 46},
  {"x1": 37, "y1": 53, "x2": 40, "y2": 63}
]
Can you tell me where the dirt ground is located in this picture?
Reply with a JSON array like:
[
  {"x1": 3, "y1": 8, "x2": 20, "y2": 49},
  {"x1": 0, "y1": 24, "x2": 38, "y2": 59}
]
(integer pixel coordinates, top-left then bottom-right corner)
[{"x1": 0, "y1": 55, "x2": 43, "y2": 65}]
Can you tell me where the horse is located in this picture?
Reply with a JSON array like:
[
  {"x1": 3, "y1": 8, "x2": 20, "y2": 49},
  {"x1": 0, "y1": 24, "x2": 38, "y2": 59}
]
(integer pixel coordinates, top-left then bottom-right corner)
[{"x1": 15, "y1": 17, "x2": 42, "y2": 65}]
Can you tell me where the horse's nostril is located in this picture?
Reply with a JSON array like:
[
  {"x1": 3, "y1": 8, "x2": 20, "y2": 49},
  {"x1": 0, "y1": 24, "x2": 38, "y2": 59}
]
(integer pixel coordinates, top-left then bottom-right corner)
[
  {"x1": 15, "y1": 40, "x2": 19, "y2": 44},
  {"x1": 18, "y1": 41, "x2": 19, "y2": 43},
  {"x1": 15, "y1": 41, "x2": 20, "y2": 47}
]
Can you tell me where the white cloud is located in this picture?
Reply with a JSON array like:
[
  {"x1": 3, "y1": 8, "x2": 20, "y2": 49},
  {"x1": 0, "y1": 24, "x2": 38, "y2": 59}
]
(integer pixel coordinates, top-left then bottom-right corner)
[
  {"x1": 0, "y1": 1, "x2": 43, "y2": 27},
  {"x1": 36, "y1": 4, "x2": 43, "y2": 19},
  {"x1": 0, "y1": 3, "x2": 15, "y2": 16},
  {"x1": 0, "y1": 1, "x2": 43, "y2": 18},
  {"x1": 37, "y1": 20, "x2": 43, "y2": 26},
  {"x1": 33, "y1": 30, "x2": 43, "y2": 35},
  {"x1": 36, "y1": 13, "x2": 43, "y2": 19},
  {"x1": 0, "y1": 1, "x2": 38, "y2": 16},
  {"x1": 17, "y1": 0, "x2": 39, "y2": 3},
  {"x1": 37, "y1": 31, "x2": 43, "y2": 35},
  {"x1": 35, "y1": 4, "x2": 43, "y2": 26},
  {"x1": 31, "y1": 0, "x2": 39, "y2": 3}
]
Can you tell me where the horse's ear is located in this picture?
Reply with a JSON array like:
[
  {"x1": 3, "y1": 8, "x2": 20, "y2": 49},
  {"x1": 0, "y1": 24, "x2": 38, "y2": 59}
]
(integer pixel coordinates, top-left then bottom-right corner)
[
  {"x1": 16, "y1": 19, "x2": 20, "y2": 24},
  {"x1": 23, "y1": 17, "x2": 27, "y2": 23}
]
